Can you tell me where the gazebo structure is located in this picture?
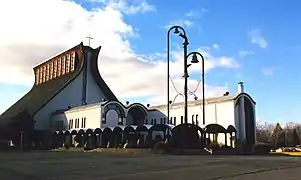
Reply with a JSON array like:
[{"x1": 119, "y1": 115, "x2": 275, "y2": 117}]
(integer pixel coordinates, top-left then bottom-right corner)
[
  {"x1": 52, "y1": 123, "x2": 238, "y2": 150},
  {"x1": 171, "y1": 124, "x2": 204, "y2": 149}
]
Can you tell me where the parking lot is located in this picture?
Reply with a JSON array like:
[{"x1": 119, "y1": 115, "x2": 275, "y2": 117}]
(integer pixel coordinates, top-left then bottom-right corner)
[{"x1": 0, "y1": 151, "x2": 300, "y2": 180}]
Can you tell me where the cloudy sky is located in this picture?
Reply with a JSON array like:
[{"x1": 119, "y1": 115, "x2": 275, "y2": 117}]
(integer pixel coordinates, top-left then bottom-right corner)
[{"x1": 0, "y1": 0, "x2": 300, "y2": 124}]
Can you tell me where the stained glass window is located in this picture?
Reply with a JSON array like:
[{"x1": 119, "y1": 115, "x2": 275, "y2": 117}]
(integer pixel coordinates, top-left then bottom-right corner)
[
  {"x1": 66, "y1": 54, "x2": 70, "y2": 73},
  {"x1": 53, "y1": 60, "x2": 57, "y2": 78},
  {"x1": 42, "y1": 66, "x2": 46, "y2": 82},
  {"x1": 35, "y1": 69, "x2": 40, "y2": 84},
  {"x1": 71, "y1": 51, "x2": 75, "y2": 71},
  {"x1": 49, "y1": 62, "x2": 53, "y2": 80},
  {"x1": 57, "y1": 58, "x2": 61, "y2": 77},
  {"x1": 39, "y1": 67, "x2": 43, "y2": 83},
  {"x1": 46, "y1": 64, "x2": 49, "y2": 81},
  {"x1": 62, "y1": 56, "x2": 66, "y2": 75}
]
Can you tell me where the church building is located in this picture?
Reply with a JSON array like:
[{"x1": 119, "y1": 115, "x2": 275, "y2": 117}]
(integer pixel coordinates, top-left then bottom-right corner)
[{"x1": 0, "y1": 43, "x2": 256, "y2": 146}]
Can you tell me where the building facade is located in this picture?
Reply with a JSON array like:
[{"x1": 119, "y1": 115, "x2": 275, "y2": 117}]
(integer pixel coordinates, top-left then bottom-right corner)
[{"x1": 0, "y1": 43, "x2": 256, "y2": 146}]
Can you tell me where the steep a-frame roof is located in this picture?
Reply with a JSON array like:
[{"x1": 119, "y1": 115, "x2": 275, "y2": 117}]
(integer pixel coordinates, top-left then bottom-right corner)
[{"x1": 0, "y1": 43, "x2": 117, "y2": 126}]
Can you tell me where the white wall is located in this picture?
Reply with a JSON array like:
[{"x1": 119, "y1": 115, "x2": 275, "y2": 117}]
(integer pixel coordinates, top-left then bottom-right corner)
[
  {"x1": 85, "y1": 51, "x2": 106, "y2": 104},
  {"x1": 147, "y1": 101, "x2": 236, "y2": 145},
  {"x1": 51, "y1": 103, "x2": 102, "y2": 131},
  {"x1": 148, "y1": 101, "x2": 235, "y2": 129},
  {"x1": 34, "y1": 54, "x2": 108, "y2": 130},
  {"x1": 34, "y1": 70, "x2": 84, "y2": 130}
]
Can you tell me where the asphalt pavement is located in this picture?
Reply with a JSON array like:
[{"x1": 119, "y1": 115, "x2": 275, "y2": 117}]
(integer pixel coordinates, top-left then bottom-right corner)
[{"x1": 0, "y1": 151, "x2": 300, "y2": 180}]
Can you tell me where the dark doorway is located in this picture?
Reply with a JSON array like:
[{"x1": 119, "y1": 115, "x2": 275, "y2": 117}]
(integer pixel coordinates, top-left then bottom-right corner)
[{"x1": 127, "y1": 106, "x2": 147, "y2": 125}]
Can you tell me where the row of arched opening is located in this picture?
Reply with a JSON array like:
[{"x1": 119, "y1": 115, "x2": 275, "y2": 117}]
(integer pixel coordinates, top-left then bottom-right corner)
[{"x1": 53, "y1": 124, "x2": 238, "y2": 149}]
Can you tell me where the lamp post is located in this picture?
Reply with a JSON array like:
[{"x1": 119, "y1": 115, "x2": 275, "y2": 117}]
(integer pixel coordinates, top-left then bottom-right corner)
[
  {"x1": 167, "y1": 26, "x2": 188, "y2": 124},
  {"x1": 186, "y1": 52, "x2": 205, "y2": 125}
]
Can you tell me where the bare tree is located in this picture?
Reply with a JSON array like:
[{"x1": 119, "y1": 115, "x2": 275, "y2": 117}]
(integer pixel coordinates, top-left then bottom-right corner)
[{"x1": 256, "y1": 122, "x2": 274, "y2": 143}]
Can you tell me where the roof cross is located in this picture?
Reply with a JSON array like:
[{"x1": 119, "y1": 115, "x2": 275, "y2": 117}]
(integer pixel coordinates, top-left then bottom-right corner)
[{"x1": 86, "y1": 34, "x2": 93, "y2": 46}]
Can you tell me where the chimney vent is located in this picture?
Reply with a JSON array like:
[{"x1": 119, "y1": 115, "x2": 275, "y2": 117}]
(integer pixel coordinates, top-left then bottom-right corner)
[
  {"x1": 238, "y1": 82, "x2": 244, "y2": 93},
  {"x1": 223, "y1": 91, "x2": 229, "y2": 96}
]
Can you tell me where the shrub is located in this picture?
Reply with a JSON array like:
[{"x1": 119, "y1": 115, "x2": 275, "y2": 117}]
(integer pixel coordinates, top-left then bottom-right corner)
[
  {"x1": 252, "y1": 143, "x2": 271, "y2": 155},
  {"x1": 152, "y1": 141, "x2": 170, "y2": 154},
  {"x1": 209, "y1": 142, "x2": 220, "y2": 150}
]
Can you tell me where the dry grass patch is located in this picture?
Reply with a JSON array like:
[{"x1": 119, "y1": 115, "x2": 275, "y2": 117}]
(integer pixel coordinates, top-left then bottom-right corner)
[
  {"x1": 54, "y1": 147, "x2": 151, "y2": 155},
  {"x1": 270, "y1": 152, "x2": 301, "y2": 156}
]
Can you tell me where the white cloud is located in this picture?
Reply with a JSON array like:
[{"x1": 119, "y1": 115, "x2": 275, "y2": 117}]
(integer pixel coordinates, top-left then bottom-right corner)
[
  {"x1": 164, "y1": 19, "x2": 194, "y2": 30},
  {"x1": 261, "y1": 67, "x2": 274, "y2": 75},
  {"x1": 185, "y1": 8, "x2": 209, "y2": 18},
  {"x1": 238, "y1": 50, "x2": 254, "y2": 57},
  {"x1": 105, "y1": 0, "x2": 156, "y2": 14},
  {"x1": 248, "y1": 29, "x2": 268, "y2": 48},
  {"x1": 212, "y1": 44, "x2": 219, "y2": 50},
  {"x1": 185, "y1": 10, "x2": 196, "y2": 17},
  {"x1": 0, "y1": 0, "x2": 240, "y2": 112},
  {"x1": 163, "y1": 8, "x2": 209, "y2": 31}
]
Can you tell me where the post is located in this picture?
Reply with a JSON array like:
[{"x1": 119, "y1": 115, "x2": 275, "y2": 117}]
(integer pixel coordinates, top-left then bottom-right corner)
[
  {"x1": 183, "y1": 41, "x2": 189, "y2": 124},
  {"x1": 202, "y1": 57, "x2": 205, "y2": 125},
  {"x1": 167, "y1": 29, "x2": 171, "y2": 126},
  {"x1": 20, "y1": 131, "x2": 24, "y2": 149},
  {"x1": 186, "y1": 52, "x2": 206, "y2": 125},
  {"x1": 166, "y1": 26, "x2": 187, "y2": 126}
]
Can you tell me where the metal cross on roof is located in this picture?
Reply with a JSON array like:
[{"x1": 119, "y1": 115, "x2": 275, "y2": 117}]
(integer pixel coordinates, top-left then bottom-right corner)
[{"x1": 86, "y1": 34, "x2": 93, "y2": 46}]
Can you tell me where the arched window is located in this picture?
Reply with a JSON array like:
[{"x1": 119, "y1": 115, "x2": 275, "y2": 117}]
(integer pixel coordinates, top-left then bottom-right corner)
[
  {"x1": 196, "y1": 114, "x2": 199, "y2": 125},
  {"x1": 173, "y1": 117, "x2": 176, "y2": 125},
  {"x1": 160, "y1": 118, "x2": 163, "y2": 124},
  {"x1": 154, "y1": 118, "x2": 157, "y2": 125},
  {"x1": 181, "y1": 116, "x2": 183, "y2": 124},
  {"x1": 102, "y1": 103, "x2": 125, "y2": 125},
  {"x1": 163, "y1": 118, "x2": 166, "y2": 124},
  {"x1": 151, "y1": 119, "x2": 154, "y2": 125}
]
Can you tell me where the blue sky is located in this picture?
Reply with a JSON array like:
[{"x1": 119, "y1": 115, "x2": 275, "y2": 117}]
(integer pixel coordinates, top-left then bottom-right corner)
[{"x1": 1, "y1": 0, "x2": 301, "y2": 124}]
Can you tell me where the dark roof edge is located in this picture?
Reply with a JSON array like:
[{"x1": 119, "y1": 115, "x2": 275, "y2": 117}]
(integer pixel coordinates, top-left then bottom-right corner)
[
  {"x1": 234, "y1": 92, "x2": 256, "y2": 105},
  {"x1": 1, "y1": 86, "x2": 35, "y2": 116},
  {"x1": 88, "y1": 46, "x2": 118, "y2": 101},
  {"x1": 32, "y1": 42, "x2": 85, "y2": 115},
  {"x1": 1, "y1": 43, "x2": 84, "y2": 116}
]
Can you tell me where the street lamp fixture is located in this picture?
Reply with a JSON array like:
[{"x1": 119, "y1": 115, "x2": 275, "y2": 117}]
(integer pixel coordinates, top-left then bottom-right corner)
[
  {"x1": 191, "y1": 54, "x2": 200, "y2": 63},
  {"x1": 166, "y1": 26, "x2": 206, "y2": 125},
  {"x1": 167, "y1": 25, "x2": 187, "y2": 125},
  {"x1": 186, "y1": 52, "x2": 205, "y2": 125}
]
